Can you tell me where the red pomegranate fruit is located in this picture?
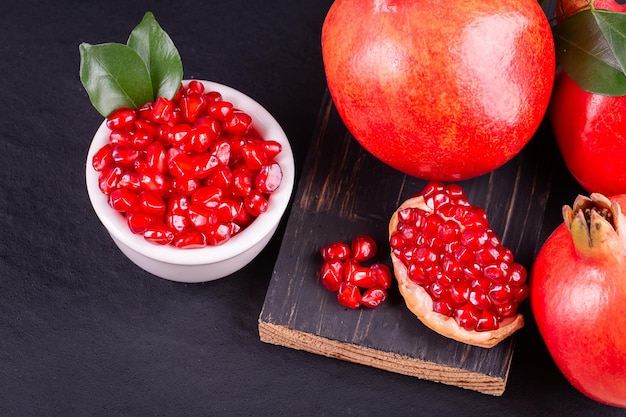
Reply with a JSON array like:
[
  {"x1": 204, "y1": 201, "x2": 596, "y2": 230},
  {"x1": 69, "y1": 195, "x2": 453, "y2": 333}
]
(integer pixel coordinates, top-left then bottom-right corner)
[
  {"x1": 389, "y1": 182, "x2": 527, "y2": 348},
  {"x1": 549, "y1": 69, "x2": 626, "y2": 197},
  {"x1": 531, "y1": 192, "x2": 626, "y2": 408},
  {"x1": 321, "y1": 0, "x2": 555, "y2": 181}
]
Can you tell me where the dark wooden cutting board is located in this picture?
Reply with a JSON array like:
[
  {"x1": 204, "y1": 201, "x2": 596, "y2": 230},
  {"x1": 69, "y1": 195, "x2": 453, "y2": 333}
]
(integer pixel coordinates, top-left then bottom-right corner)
[{"x1": 258, "y1": 91, "x2": 557, "y2": 396}]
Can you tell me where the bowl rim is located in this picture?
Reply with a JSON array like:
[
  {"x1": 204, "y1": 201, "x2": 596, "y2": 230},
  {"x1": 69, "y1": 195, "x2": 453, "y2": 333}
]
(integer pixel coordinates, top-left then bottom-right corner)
[{"x1": 85, "y1": 80, "x2": 295, "y2": 266}]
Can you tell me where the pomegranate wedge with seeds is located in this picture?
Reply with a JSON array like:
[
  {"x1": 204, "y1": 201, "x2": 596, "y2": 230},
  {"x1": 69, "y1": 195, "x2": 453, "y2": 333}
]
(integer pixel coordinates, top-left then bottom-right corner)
[{"x1": 388, "y1": 182, "x2": 527, "y2": 348}]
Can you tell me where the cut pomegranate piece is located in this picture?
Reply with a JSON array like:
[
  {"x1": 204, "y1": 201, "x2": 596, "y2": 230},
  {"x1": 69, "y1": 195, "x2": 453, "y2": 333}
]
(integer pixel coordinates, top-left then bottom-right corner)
[{"x1": 389, "y1": 181, "x2": 526, "y2": 348}]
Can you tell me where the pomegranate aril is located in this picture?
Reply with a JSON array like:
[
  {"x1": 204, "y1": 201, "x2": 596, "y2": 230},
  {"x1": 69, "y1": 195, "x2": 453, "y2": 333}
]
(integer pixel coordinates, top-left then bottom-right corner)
[
  {"x1": 193, "y1": 153, "x2": 220, "y2": 179},
  {"x1": 476, "y1": 309, "x2": 500, "y2": 331},
  {"x1": 112, "y1": 146, "x2": 140, "y2": 167},
  {"x1": 433, "y1": 298, "x2": 454, "y2": 316},
  {"x1": 361, "y1": 287, "x2": 387, "y2": 308},
  {"x1": 244, "y1": 190, "x2": 268, "y2": 217},
  {"x1": 126, "y1": 212, "x2": 157, "y2": 234},
  {"x1": 371, "y1": 263, "x2": 392, "y2": 289},
  {"x1": 135, "y1": 191, "x2": 166, "y2": 216},
  {"x1": 216, "y1": 198, "x2": 242, "y2": 222},
  {"x1": 190, "y1": 125, "x2": 218, "y2": 153},
  {"x1": 241, "y1": 142, "x2": 267, "y2": 170},
  {"x1": 143, "y1": 221, "x2": 175, "y2": 245},
  {"x1": 187, "y1": 204, "x2": 218, "y2": 228},
  {"x1": 320, "y1": 261, "x2": 343, "y2": 292},
  {"x1": 261, "y1": 140, "x2": 282, "y2": 159},
  {"x1": 152, "y1": 96, "x2": 175, "y2": 124},
  {"x1": 137, "y1": 102, "x2": 154, "y2": 121},
  {"x1": 337, "y1": 281, "x2": 361, "y2": 309},
  {"x1": 208, "y1": 101, "x2": 234, "y2": 120},
  {"x1": 106, "y1": 107, "x2": 136, "y2": 131},
  {"x1": 223, "y1": 111, "x2": 252, "y2": 135},
  {"x1": 130, "y1": 129, "x2": 153, "y2": 150},
  {"x1": 180, "y1": 93, "x2": 207, "y2": 123},
  {"x1": 204, "y1": 90, "x2": 222, "y2": 103},
  {"x1": 488, "y1": 284, "x2": 511, "y2": 305},
  {"x1": 140, "y1": 171, "x2": 168, "y2": 194},
  {"x1": 456, "y1": 303, "x2": 480, "y2": 330},
  {"x1": 205, "y1": 165, "x2": 232, "y2": 189},
  {"x1": 168, "y1": 123, "x2": 192, "y2": 148},
  {"x1": 145, "y1": 142, "x2": 166, "y2": 173},
  {"x1": 321, "y1": 241, "x2": 352, "y2": 262},
  {"x1": 204, "y1": 223, "x2": 232, "y2": 246},
  {"x1": 210, "y1": 139, "x2": 231, "y2": 165},
  {"x1": 186, "y1": 80, "x2": 205, "y2": 95},
  {"x1": 98, "y1": 164, "x2": 123, "y2": 195},
  {"x1": 469, "y1": 290, "x2": 492, "y2": 310},
  {"x1": 255, "y1": 162, "x2": 283, "y2": 194},
  {"x1": 232, "y1": 165, "x2": 253, "y2": 196},
  {"x1": 134, "y1": 118, "x2": 158, "y2": 136},
  {"x1": 168, "y1": 152, "x2": 195, "y2": 178},
  {"x1": 174, "y1": 228, "x2": 207, "y2": 249},
  {"x1": 92, "y1": 144, "x2": 114, "y2": 171},
  {"x1": 166, "y1": 211, "x2": 189, "y2": 233},
  {"x1": 109, "y1": 188, "x2": 137, "y2": 212},
  {"x1": 345, "y1": 263, "x2": 377, "y2": 288},
  {"x1": 192, "y1": 185, "x2": 223, "y2": 209},
  {"x1": 351, "y1": 234, "x2": 377, "y2": 262}
]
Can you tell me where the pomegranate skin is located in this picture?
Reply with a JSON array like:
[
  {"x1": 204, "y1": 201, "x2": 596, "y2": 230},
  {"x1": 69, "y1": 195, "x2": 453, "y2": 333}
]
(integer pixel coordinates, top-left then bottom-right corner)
[
  {"x1": 549, "y1": 72, "x2": 626, "y2": 197},
  {"x1": 531, "y1": 193, "x2": 626, "y2": 408},
  {"x1": 321, "y1": 0, "x2": 555, "y2": 181}
]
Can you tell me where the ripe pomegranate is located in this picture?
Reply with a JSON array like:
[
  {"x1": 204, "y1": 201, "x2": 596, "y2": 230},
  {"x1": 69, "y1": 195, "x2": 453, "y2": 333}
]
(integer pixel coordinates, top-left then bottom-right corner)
[
  {"x1": 549, "y1": 72, "x2": 626, "y2": 198},
  {"x1": 321, "y1": 0, "x2": 555, "y2": 181},
  {"x1": 531, "y1": 192, "x2": 626, "y2": 408},
  {"x1": 389, "y1": 182, "x2": 528, "y2": 348}
]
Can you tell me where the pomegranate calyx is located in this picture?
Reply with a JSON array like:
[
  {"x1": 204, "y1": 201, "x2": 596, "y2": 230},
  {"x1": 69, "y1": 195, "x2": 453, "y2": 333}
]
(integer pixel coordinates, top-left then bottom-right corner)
[{"x1": 563, "y1": 193, "x2": 625, "y2": 260}]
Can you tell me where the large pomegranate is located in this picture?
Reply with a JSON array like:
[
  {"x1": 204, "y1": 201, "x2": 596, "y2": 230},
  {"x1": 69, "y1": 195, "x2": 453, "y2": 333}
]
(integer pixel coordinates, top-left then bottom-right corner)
[
  {"x1": 531, "y1": 193, "x2": 626, "y2": 408},
  {"x1": 321, "y1": 0, "x2": 555, "y2": 181},
  {"x1": 549, "y1": 72, "x2": 626, "y2": 196}
]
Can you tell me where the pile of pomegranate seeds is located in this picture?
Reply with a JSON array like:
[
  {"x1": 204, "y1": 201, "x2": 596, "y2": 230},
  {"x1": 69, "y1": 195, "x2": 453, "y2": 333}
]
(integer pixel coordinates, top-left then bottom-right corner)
[
  {"x1": 319, "y1": 235, "x2": 392, "y2": 309},
  {"x1": 92, "y1": 80, "x2": 283, "y2": 248},
  {"x1": 389, "y1": 182, "x2": 529, "y2": 331}
]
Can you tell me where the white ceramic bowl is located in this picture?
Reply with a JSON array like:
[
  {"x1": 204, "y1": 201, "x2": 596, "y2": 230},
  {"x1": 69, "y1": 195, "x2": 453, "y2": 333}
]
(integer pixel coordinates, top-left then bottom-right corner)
[{"x1": 85, "y1": 80, "x2": 295, "y2": 283}]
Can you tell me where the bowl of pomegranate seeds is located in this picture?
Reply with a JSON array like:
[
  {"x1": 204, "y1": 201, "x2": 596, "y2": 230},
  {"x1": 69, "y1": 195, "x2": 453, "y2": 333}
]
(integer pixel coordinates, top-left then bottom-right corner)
[{"x1": 85, "y1": 80, "x2": 295, "y2": 282}]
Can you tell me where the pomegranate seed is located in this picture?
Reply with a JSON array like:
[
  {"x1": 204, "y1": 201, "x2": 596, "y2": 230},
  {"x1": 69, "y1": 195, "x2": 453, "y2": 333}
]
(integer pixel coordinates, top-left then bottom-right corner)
[
  {"x1": 244, "y1": 190, "x2": 268, "y2": 217},
  {"x1": 204, "y1": 223, "x2": 232, "y2": 246},
  {"x1": 92, "y1": 144, "x2": 114, "y2": 171},
  {"x1": 106, "y1": 107, "x2": 136, "y2": 130},
  {"x1": 98, "y1": 164, "x2": 123, "y2": 195},
  {"x1": 208, "y1": 101, "x2": 234, "y2": 120},
  {"x1": 187, "y1": 204, "x2": 218, "y2": 228},
  {"x1": 112, "y1": 146, "x2": 140, "y2": 167},
  {"x1": 135, "y1": 191, "x2": 166, "y2": 216},
  {"x1": 190, "y1": 125, "x2": 218, "y2": 153},
  {"x1": 241, "y1": 142, "x2": 267, "y2": 170},
  {"x1": 126, "y1": 212, "x2": 157, "y2": 234},
  {"x1": 337, "y1": 281, "x2": 361, "y2": 309},
  {"x1": 232, "y1": 165, "x2": 253, "y2": 196},
  {"x1": 205, "y1": 165, "x2": 232, "y2": 189},
  {"x1": 174, "y1": 228, "x2": 207, "y2": 248},
  {"x1": 255, "y1": 162, "x2": 283, "y2": 194},
  {"x1": 145, "y1": 142, "x2": 166, "y2": 173},
  {"x1": 215, "y1": 197, "x2": 242, "y2": 222},
  {"x1": 320, "y1": 261, "x2": 343, "y2": 292},
  {"x1": 180, "y1": 93, "x2": 207, "y2": 123},
  {"x1": 351, "y1": 234, "x2": 377, "y2": 262},
  {"x1": 192, "y1": 186, "x2": 223, "y2": 209},
  {"x1": 261, "y1": 140, "x2": 282, "y2": 159},
  {"x1": 371, "y1": 263, "x2": 392, "y2": 289},
  {"x1": 204, "y1": 90, "x2": 222, "y2": 103},
  {"x1": 109, "y1": 188, "x2": 138, "y2": 212},
  {"x1": 186, "y1": 80, "x2": 205, "y2": 95},
  {"x1": 171, "y1": 177, "x2": 199, "y2": 195},
  {"x1": 476, "y1": 309, "x2": 499, "y2": 331},
  {"x1": 210, "y1": 139, "x2": 231, "y2": 165},
  {"x1": 168, "y1": 152, "x2": 195, "y2": 178},
  {"x1": 345, "y1": 260, "x2": 377, "y2": 288},
  {"x1": 223, "y1": 111, "x2": 252, "y2": 135},
  {"x1": 361, "y1": 287, "x2": 387, "y2": 308},
  {"x1": 166, "y1": 211, "x2": 189, "y2": 233},
  {"x1": 320, "y1": 241, "x2": 351, "y2": 262},
  {"x1": 152, "y1": 96, "x2": 175, "y2": 124},
  {"x1": 143, "y1": 221, "x2": 175, "y2": 245},
  {"x1": 117, "y1": 171, "x2": 143, "y2": 191}
]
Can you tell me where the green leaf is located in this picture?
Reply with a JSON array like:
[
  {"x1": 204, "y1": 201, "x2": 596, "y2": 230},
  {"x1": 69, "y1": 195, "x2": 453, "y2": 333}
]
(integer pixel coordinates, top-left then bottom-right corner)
[
  {"x1": 79, "y1": 42, "x2": 153, "y2": 117},
  {"x1": 553, "y1": 9, "x2": 626, "y2": 95},
  {"x1": 127, "y1": 11, "x2": 183, "y2": 100}
]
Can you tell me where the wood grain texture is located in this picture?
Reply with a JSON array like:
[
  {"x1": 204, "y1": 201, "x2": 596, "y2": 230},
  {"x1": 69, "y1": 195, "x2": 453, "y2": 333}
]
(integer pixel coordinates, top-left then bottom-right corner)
[{"x1": 259, "y1": 91, "x2": 556, "y2": 396}]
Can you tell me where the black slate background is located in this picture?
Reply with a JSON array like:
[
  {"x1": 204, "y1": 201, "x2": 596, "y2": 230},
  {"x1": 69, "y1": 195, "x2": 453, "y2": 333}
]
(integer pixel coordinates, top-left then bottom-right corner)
[{"x1": 1, "y1": 1, "x2": 625, "y2": 416}]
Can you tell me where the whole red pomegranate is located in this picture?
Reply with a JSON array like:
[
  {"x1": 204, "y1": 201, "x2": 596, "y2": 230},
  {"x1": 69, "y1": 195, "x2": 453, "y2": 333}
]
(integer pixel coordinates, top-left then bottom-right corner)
[
  {"x1": 549, "y1": 72, "x2": 626, "y2": 198},
  {"x1": 321, "y1": 0, "x2": 555, "y2": 181},
  {"x1": 531, "y1": 192, "x2": 626, "y2": 408}
]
